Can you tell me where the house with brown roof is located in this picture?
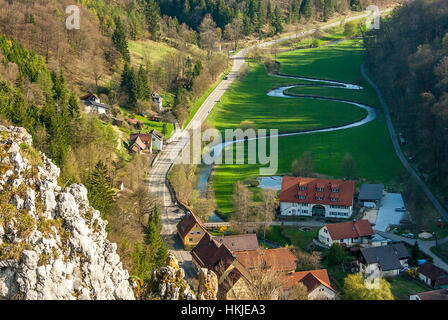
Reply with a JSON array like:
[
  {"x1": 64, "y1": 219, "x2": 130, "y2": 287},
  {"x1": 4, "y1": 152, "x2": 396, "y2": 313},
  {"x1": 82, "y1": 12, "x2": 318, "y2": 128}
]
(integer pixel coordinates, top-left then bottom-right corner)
[
  {"x1": 417, "y1": 262, "x2": 448, "y2": 288},
  {"x1": 280, "y1": 176, "x2": 355, "y2": 218},
  {"x1": 81, "y1": 92, "x2": 110, "y2": 114},
  {"x1": 176, "y1": 212, "x2": 207, "y2": 249},
  {"x1": 224, "y1": 248, "x2": 298, "y2": 300},
  {"x1": 410, "y1": 288, "x2": 448, "y2": 300},
  {"x1": 191, "y1": 234, "x2": 297, "y2": 299},
  {"x1": 318, "y1": 219, "x2": 375, "y2": 247},
  {"x1": 129, "y1": 133, "x2": 152, "y2": 154},
  {"x1": 282, "y1": 269, "x2": 336, "y2": 300}
]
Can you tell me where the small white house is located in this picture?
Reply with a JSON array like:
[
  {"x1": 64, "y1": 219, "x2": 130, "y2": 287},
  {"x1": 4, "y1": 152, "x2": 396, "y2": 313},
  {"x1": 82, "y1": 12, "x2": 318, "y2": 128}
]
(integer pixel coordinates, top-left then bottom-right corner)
[
  {"x1": 150, "y1": 129, "x2": 163, "y2": 151},
  {"x1": 81, "y1": 93, "x2": 109, "y2": 115},
  {"x1": 318, "y1": 219, "x2": 375, "y2": 247},
  {"x1": 283, "y1": 269, "x2": 336, "y2": 300}
]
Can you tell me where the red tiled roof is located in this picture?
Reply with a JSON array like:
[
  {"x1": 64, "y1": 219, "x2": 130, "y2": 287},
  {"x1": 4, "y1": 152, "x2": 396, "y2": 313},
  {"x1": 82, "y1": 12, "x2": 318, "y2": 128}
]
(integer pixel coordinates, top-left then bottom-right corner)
[
  {"x1": 130, "y1": 133, "x2": 152, "y2": 149},
  {"x1": 325, "y1": 219, "x2": 374, "y2": 240},
  {"x1": 130, "y1": 136, "x2": 146, "y2": 151},
  {"x1": 234, "y1": 248, "x2": 297, "y2": 273},
  {"x1": 280, "y1": 176, "x2": 355, "y2": 207},
  {"x1": 176, "y1": 212, "x2": 206, "y2": 239},
  {"x1": 191, "y1": 233, "x2": 258, "y2": 272},
  {"x1": 283, "y1": 269, "x2": 335, "y2": 292}
]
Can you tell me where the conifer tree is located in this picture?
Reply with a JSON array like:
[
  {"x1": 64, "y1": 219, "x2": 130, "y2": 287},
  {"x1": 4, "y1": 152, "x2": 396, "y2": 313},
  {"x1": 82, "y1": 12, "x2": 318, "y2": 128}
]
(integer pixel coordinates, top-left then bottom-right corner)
[
  {"x1": 112, "y1": 17, "x2": 130, "y2": 62},
  {"x1": 299, "y1": 0, "x2": 313, "y2": 20},
  {"x1": 86, "y1": 160, "x2": 115, "y2": 217},
  {"x1": 145, "y1": 0, "x2": 161, "y2": 40},
  {"x1": 323, "y1": 0, "x2": 334, "y2": 21}
]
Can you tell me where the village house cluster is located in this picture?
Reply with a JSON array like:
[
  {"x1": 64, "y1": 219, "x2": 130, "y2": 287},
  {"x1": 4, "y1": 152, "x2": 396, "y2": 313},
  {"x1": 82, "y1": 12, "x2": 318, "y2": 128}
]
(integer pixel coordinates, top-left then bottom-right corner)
[
  {"x1": 175, "y1": 175, "x2": 448, "y2": 300},
  {"x1": 177, "y1": 212, "x2": 336, "y2": 300},
  {"x1": 80, "y1": 92, "x2": 165, "y2": 156}
]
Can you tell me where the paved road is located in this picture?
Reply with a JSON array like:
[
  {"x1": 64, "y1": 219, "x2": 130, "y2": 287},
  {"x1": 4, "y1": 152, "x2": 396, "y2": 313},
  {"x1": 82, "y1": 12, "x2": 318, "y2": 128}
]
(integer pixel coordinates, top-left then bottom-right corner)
[
  {"x1": 147, "y1": 8, "x2": 396, "y2": 278},
  {"x1": 361, "y1": 64, "x2": 448, "y2": 224}
]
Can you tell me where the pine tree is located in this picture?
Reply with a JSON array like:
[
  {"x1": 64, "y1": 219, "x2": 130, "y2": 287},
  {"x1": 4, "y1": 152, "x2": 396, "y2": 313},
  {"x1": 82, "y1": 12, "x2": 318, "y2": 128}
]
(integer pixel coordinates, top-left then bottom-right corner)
[
  {"x1": 112, "y1": 17, "x2": 130, "y2": 62},
  {"x1": 86, "y1": 160, "x2": 115, "y2": 217},
  {"x1": 67, "y1": 92, "x2": 80, "y2": 118},
  {"x1": 266, "y1": 0, "x2": 273, "y2": 22},
  {"x1": 145, "y1": 0, "x2": 161, "y2": 40},
  {"x1": 271, "y1": 6, "x2": 284, "y2": 34},
  {"x1": 299, "y1": 0, "x2": 313, "y2": 20},
  {"x1": 323, "y1": 0, "x2": 334, "y2": 22},
  {"x1": 137, "y1": 65, "x2": 151, "y2": 100}
]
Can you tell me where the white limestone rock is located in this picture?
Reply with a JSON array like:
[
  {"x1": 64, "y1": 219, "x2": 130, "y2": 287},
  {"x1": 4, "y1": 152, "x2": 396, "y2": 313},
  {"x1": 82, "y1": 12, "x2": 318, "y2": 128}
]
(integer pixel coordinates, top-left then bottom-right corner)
[{"x1": 0, "y1": 126, "x2": 135, "y2": 300}]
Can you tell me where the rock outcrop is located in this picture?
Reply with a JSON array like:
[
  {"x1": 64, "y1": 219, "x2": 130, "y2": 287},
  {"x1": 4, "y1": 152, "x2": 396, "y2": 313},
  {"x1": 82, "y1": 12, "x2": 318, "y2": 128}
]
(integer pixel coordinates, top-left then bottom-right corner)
[
  {"x1": 0, "y1": 126, "x2": 135, "y2": 300},
  {"x1": 149, "y1": 254, "x2": 196, "y2": 300},
  {"x1": 197, "y1": 268, "x2": 218, "y2": 300}
]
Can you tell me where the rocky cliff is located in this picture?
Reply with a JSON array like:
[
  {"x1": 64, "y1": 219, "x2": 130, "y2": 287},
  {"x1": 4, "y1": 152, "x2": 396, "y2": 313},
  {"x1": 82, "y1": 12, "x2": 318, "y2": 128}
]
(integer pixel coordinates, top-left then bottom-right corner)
[{"x1": 0, "y1": 126, "x2": 135, "y2": 300}]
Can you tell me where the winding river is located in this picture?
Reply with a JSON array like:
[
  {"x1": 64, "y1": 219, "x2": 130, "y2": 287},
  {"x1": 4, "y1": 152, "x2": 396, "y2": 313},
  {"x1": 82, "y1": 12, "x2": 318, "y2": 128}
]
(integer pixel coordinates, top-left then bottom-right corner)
[{"x1": 197, "y1": 72, "x2": 377, "y2": 219}]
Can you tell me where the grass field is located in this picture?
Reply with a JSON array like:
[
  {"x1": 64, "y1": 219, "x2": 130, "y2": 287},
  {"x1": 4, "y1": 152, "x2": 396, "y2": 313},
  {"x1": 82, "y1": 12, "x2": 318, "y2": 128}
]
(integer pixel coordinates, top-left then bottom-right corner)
[
  {"x1": 129, "y1": 40, "x2": 179, "y2": 66},
  {"x1": 260, "y1": 226, "x2": 319, "y2": 250},
  {"x1": 389, "y1": 276, "x2": 431, "y2": 300},
  {"x1": 209, "y1": 39, "x2": 404, "y2": 216}
]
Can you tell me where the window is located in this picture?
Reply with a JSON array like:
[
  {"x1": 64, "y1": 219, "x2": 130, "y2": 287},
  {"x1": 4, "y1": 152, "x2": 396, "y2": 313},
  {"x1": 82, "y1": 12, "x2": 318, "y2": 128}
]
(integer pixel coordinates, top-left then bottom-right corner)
[
  {"x1": 299, "y1": 195, "x2": 306, "y2": 200},
  {"x1": 196, "y1": 231, "x2": 201, "y2": 234},
  {"x1": 324, "y1": 229, "x2": 327, "y2": 234},
  {"x1": 299, "y1": 186, "x2": 307, "y2": 191},
  {"x1": 315, "y1": 196, "x2": 323, "y2": 201},
  {"x1": 302, "y1": 203, "x2": 308, "y2": 207},
  {"x1": 331, "y1": 188, "x2": 339, "y2": 193},
  {"x1": 317, "y1": 187, "x2": 324, "y2": 192},
  {"x1": 189, "y1": 238, "x2": 193, "y2": 242},
  {"x1": 330, "y1": 197, "x2": 338, "y2": 202},
  {"x1": 190, "y1": 232, "x2": 194, "y2": 235},
  {"x1": 302, "y1": 210, "x2": 308, "y2": 214}
]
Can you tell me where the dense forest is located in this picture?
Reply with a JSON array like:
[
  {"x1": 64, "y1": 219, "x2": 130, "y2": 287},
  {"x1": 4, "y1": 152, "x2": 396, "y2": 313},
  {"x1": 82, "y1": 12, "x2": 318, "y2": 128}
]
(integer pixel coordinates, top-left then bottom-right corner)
[{"x1": 364, "y1": 0, "x2": 448, "y2": 225}]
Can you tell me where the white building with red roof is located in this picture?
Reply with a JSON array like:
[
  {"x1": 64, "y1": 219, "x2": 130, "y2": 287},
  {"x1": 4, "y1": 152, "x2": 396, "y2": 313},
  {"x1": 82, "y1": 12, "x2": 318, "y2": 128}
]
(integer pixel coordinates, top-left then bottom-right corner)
[
  {"x1": 279, "y1": 176, "x2": 355, "y2": 218},
  {"x1": 318, "y1": 219, "x2": 375, "y2": 247}
]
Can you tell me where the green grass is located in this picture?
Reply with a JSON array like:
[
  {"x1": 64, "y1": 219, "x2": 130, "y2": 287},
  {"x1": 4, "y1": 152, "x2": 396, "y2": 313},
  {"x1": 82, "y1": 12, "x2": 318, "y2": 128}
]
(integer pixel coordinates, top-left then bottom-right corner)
[
  {"x1": 260, "y1": 226, "x2": 318, "y2": 250},
  {"x1": 133, "y1": 115, "x2": 174, "y2": 139},
  {"x1": 129, "y1": 40, "x2": 179, "y2": 66},
  {"x1": 282, "y1": 227, "x2": 318, "y2": 250},
  {"x1": 210, "y1": 39, "x2": 405, "y2": 215},
  {"x1": 261, "y1": 226, "x2": 291, "y2": 246},
  {"x1": 389, "y1": 276, "x2": 432, "y2": 300}
]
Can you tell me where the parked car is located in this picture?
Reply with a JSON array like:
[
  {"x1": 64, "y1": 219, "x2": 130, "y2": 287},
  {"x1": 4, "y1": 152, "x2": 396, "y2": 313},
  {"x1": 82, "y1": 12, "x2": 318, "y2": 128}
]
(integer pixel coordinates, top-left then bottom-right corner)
[
  {"x1": 224, "y1": 76, "x2": 228, "y2": 80},
  {"x1": 395, "y1": 206, "x2": 406, "y2": 212}
]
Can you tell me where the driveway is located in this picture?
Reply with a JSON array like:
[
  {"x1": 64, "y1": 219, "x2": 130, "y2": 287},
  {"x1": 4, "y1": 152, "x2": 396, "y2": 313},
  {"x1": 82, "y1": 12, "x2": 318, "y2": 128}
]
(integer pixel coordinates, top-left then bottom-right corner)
[{"x1": 373, "y1": 193, "x2": 405, "y2": 232}]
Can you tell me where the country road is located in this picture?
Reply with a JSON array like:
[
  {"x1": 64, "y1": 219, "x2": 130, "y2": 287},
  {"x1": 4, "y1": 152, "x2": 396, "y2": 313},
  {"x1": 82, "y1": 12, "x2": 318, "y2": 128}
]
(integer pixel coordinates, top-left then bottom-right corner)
[
  {"x1": 361, "y1": 64, "x2": 448, "y2": 224},
  {"x1": 146, "y1": 8, "x2": 396, "y2": 279}
]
